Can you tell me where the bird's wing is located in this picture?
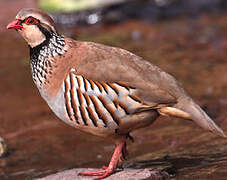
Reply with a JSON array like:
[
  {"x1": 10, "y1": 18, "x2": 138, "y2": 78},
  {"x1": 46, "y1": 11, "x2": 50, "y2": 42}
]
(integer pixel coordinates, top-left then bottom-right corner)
[{"x1": 67, "y1": 40, "x2": 178, "y2": 112}]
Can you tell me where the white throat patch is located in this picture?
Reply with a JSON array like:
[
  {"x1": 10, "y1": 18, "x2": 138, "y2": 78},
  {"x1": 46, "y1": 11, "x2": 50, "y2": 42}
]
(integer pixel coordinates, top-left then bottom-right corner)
[{"x1": 19, "y1": 24, "x2": 46, "y2": 48}]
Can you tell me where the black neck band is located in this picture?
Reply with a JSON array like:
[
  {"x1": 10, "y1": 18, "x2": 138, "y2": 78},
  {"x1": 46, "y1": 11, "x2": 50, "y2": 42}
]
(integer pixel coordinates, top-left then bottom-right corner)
[{"x1": 29, "y1": 25, "x2": 53, "y2": 59}]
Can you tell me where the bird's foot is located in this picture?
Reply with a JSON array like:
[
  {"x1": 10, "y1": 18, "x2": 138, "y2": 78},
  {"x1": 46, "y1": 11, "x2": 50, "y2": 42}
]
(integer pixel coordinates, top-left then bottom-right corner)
[
  {"x1": 78, "y1": 166, "x2": 107, "y2": 176},
  {"x1": 79, "y1": 166, "x2": 115, "y2": 180},
  {"x1": 79, "y1": 141, "x2": 126, "y2": 179}
]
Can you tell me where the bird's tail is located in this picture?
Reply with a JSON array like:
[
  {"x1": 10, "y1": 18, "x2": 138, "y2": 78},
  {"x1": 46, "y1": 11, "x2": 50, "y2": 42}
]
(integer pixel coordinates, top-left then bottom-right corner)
[{"x1": 158, "y1": 97, "x2": 226, "y2": 138}]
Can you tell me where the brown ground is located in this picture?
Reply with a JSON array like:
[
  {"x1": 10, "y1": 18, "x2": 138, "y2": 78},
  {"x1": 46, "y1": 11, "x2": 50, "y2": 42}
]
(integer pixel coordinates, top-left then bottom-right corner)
[{"x1": 0, "y1": 1, "x2": 227, "y2": 180}]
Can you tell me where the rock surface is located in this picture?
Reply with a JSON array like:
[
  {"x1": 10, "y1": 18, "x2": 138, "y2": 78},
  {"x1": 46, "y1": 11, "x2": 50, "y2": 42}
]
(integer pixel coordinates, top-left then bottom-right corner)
[{"x1": 35, "y1": 168, "x2": 163, "y2": 180}]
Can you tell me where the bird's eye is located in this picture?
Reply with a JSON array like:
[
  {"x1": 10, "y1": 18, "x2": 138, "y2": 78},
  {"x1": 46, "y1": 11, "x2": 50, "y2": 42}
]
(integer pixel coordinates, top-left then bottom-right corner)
[
  {"x1": 28, "y1": 18, "x2": 34, "y2": 23},
  {"x1": 24, "y1": 17, "x2": 39, "y2": 25}
]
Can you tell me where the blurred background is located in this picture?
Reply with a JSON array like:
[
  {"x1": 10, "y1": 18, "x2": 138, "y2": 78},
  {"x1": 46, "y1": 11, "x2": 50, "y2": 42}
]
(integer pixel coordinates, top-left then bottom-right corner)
[{"x1": 0, "y1": 0, "x2": 227, "y2": 179}]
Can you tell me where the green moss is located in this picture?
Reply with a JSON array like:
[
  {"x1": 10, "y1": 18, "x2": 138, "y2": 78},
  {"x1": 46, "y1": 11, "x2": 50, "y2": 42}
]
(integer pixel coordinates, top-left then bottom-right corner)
[
  {"x1": 38, "y1": 0, "x2": 99, "y2": 13},
  {"x1": 38, "y1": 0, "x2": 124, "y2": 13}
]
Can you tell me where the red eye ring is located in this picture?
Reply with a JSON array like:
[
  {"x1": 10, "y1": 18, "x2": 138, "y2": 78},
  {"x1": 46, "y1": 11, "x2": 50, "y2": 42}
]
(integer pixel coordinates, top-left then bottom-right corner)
[{"x1": 24, "y1": 17, "x2": 39, "y2": 25}]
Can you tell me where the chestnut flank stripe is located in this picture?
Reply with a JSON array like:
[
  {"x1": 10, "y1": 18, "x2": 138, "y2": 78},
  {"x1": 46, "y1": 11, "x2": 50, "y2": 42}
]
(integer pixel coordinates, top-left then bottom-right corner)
[
  {"x1": 76, "y1": 76, "x2": 81, "y2": 88},
  {"x1": 98, "y1": 95, "x2": 120, "y2": 126},
  {"x1": 94, "y1": 81, "x2": 103, "y2": 93},
  {"x1": 79, "y1": 106, "x2": 88, "y2": 126},
  {"x1": 100, "y1": 82, "x2": 109, "y2": 94},
  {"x1": 82, "y1": 76, "x2": 89, "y2": 92},
  {"x1": 129, "y1": 94, "x2": 142, "y2": 103},
  {"x1": 83, "y1": 93, "x2": 91, "y2": 106},
  {"x1": 90, "y1": 96, "x2": 108, "y2": 127},
  {"x1": 86, "y1": 107, "x2": 98, "y2": 127},
  {"x1": 69, "y1": 73, "x2": 80, "y2": 124},
  {"x1": 116, "y1": 81, "x2": 135, "y2": 90},
  {"x1": 76, "y1": 88, "x2": 84, "y2": 106},
  {"x1": 88, "y1": 79, "x2": 95, "y2": 90},
  {"x1": 112, "y1": 99, "x2": 119, "y2": 109},
  {"x1": 64, "y1": 80, "x2": 73, "y2": 121},
  {"x1": 107, "y1": 83, "x2": 119, "y2": 95},
  {"x1": 118, "y1": 101, "x2": 130, "y2": 115}
]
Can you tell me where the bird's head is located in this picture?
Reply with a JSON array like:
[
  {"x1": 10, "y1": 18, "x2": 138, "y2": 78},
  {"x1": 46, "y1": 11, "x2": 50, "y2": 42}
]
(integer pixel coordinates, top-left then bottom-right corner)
[{"x1": 7, "y1": 8, "x2": 57, "y2": 48}]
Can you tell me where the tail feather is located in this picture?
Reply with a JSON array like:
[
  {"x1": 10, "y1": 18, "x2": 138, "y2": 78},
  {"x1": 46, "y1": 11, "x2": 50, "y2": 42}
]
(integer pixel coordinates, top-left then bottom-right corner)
[
  {"x1": 159, "y1": 98, "x2": 226, "y2": 138},
  {"x1": 184, "y1": 100, "x2": 226, "y2": 138}
]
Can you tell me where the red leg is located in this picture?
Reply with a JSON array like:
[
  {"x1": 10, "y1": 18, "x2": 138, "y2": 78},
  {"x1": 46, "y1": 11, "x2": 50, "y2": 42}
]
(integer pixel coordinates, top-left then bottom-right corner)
[{"x1": 79, "y1": 141, "x2": 127, "y2": 179}]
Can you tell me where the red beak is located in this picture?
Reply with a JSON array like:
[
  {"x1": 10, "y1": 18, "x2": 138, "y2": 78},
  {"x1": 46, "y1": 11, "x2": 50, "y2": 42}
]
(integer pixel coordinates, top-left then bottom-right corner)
[{"x1": 6, "y1": 19, "x2": 23, "y2": 30}]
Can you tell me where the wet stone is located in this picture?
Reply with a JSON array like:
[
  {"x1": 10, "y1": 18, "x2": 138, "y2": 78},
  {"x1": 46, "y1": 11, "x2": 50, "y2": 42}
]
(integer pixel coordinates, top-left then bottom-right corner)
[{"x1": 35, "y1": 168, "x2": 168, "y2": 180}]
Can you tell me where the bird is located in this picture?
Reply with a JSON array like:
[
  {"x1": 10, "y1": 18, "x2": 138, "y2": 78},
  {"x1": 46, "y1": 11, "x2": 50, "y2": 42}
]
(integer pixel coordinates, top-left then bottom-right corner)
[{"x1": 7, "y1": 8, "x2": 226, "y2": 179}]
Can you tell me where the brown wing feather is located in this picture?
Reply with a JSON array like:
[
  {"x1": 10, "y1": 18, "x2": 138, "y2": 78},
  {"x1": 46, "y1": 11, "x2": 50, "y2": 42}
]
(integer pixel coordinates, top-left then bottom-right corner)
[{"x1": 67, "y1": 39, "x2": 179, "y2": 108}]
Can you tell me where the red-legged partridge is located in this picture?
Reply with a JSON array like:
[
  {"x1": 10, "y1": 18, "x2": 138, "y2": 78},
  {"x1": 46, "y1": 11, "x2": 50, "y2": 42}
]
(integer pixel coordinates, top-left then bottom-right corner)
[{"x1": 7, "y1": 8, "x2": 226, "y2": 179}]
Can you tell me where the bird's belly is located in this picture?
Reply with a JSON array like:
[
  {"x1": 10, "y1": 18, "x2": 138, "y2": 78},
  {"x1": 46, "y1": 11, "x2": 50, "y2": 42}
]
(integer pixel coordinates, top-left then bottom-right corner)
[
  {"x1": 40, "y1": 87, "x2": 76, "y2": 127},
  {"x1": 40, "y1": 87, "x2": 118, "y2": 137}
]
